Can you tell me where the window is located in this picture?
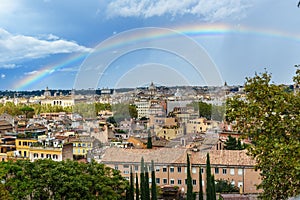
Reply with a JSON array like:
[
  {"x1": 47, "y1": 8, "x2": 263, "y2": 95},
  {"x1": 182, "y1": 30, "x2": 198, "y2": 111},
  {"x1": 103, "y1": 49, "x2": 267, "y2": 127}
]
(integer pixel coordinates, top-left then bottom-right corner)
[
  {"x1": 230, "y1": 168, "x2": 235, "y2": 175},
  {"x1": 201, "y1": 168, "x2": 204, "y2": 174},
  {"x1": 124, "y1": 170, "x2": 129, "y2": 174},
  {"x1": 33, "y1": 153, "x2": 38, "y2": 158},
  {"x1": 231, "y1": 181, "x2": 235, "y2": 186},
  {"x1": 156, "y1": 178, "x2": 160, "y2": 184},
  {"x1": 114, "y1": 165, "x2": 118, "y2": 170},
  {"x1": 162, "y1": 167, "x2": 167, "y2": 172},
  {"x1": 238, "y1": 168, "x2": 243, "y2": 175},
  {"x1": 215, "y1": 167, "x2": 219, "y2": 174},
  {"x1": 170, "y1": 179, "x2": 175, "y2": 185},
  {"x1": 178, "y1": 179, "x2": 182, "y2": 185},
  {"x1": 82, "y1": 143, "x2": 86, "y2": 147},
  {"x1": 192, "y1": 179, "x2": 197, "y2": 185},
  {"x1": 18, "y1": 141, "x2": 21, "y2": 146},
  {"x1": 177, "y1": 167, "x2": 182, "y2": 173},
  {"x1": 222, "y1": 168, "x2": 227, "y2": 174},
  {"x1": 202, "y1": 180, "x2": 205, "y2": 187},
  {"x1": 170, "y1": 167, "x2": 174, "y2": 173},
  {"x1": 123, "y1": 165, "x2": 129, "y2": 168},
  {"x1": 192, "y1": 167, "x2": 197, "y2": 174},
  {"x1": 155, "y1": 166, "x2": 160, "y2": 172},
  {"x1": 77, "y1": 149, "x2": 80, "y2": 153},
  {"x1": 53, "y1": 154, "x2": 58, "y2": 159},
  {"x1": 46, "y1": 154, "x2": 51, "y2": 159},
  {"x1": 41, "y1": 153, "x2": 44, "y2": 158},
  {"x1": 23, "y1": 142, "x2": 27, "y2": 146},
  {"x1": 82, "y1": 149, "x2": 85, "y2": 153},
  {"x1": 163, "y1": 178, "x2": 168, "y2": 184},
  {"x1": 73, "y1": 143, "x2": 76, "y2": 147},
  {"x1": 135, "y1": 165, "x2": 139, "y2": 171},
  {"x1": 185, "y1": 179, "x2": 187, "y2": 185}
]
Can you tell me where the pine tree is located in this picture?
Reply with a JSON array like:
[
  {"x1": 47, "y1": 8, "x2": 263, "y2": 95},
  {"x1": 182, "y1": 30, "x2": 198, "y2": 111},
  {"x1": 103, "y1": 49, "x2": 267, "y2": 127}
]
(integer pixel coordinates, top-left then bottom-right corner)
[
  {"x1": 129, "y1": 166, "x2": 134, "y2": 200},
  {"x1": 136, "y1": 173, "x2": 140, "y2": 200},
  {"x1": 206, "y1": 153, "x2": 212, "y2": 200},
  {"x1": 140, "y1": 157, "x2": 145, "y2": 200},
  {"x1": 147, "y1": 131, "x2": 152, "y2": 149},
  {"x1": 187, "y1": 154, "x2": 193, "y2": 200},
  {"x1": 199, "y1": 166, "x2": 203, "y2": 200},
  {"x1": 211, "y1": 175, "x2": 216, "y2": 200},
  {"x1": 145, "y1": 164, "x2": 150, "y2": 200},
  {"x1": 151, "y1": 160, "x2": 157, "y2": 200}
]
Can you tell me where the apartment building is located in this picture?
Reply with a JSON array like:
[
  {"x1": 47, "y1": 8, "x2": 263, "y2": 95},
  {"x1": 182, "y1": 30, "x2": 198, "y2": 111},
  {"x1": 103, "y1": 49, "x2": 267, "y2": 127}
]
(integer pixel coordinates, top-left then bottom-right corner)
[{"x1": 100, "y1": 148, "x2": 261, "y2": 194}]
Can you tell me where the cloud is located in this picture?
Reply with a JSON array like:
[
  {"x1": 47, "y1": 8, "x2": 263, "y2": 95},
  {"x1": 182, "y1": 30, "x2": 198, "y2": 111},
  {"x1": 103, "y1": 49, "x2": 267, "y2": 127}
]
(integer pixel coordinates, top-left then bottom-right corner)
[
  {"x1": 0, "y1": 28, "x2": 92, "y2": 64},
  {"x1": 1, "y1": 74, "x2": 5, "y2": 79},
  {"x1": 106, "y1": 0, "x2": 252, "y2": 21},
  {"x1": 24, "y1": 70, "x2": 38, "y2": 75},
  {"x1": 1, "y1": 64, "x2": 17, "y2": 69}
]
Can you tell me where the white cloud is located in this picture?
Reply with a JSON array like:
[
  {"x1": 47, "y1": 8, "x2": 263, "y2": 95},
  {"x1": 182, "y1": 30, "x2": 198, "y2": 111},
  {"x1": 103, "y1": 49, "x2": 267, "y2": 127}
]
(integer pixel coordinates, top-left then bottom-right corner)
[
  {"x1": 24, "y1": 70, "x2": 38, "y2": 75},
  {"x1": 106, "y1": 0, "x2": 252, "y2": 21},
  {"x1": 1, "y1": 64, "x2": 17, "y2": 69},
  {"x1": 1, "y1": 74, "x2": 6, "y2": 79},
  {"x1": 0, "y1": 28, "x2": 92, "y2": 64}
]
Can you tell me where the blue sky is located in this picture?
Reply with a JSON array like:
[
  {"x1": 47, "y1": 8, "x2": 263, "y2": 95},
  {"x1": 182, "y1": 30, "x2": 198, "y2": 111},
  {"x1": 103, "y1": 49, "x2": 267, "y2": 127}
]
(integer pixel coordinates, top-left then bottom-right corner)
[{"x1": 0, "y1": 0, "x2": 300, "y2": 91}]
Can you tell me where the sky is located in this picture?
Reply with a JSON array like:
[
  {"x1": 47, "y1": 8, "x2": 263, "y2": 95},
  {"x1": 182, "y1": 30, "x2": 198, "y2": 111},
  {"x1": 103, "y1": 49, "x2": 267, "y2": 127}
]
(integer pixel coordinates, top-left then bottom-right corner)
[{"x1": 0, "y1": 0, "x2": 300, "y2": 91}]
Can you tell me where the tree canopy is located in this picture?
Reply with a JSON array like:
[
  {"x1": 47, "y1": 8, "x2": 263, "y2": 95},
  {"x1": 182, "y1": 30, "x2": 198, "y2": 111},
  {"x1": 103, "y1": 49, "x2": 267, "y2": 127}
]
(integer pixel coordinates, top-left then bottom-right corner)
[
  {"x1": 226, "y1": 71, "x2": 300, "y2": 199},
  {"x1": 0, "y1": 159, "x2": 128, "y2": 200}
]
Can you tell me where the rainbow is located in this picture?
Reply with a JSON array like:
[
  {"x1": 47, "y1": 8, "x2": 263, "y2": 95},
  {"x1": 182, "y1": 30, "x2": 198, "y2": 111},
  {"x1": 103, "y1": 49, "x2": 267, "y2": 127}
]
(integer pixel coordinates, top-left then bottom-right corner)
[{"x1": 13, "y1": 23, "x2": 300, "y2": 90}]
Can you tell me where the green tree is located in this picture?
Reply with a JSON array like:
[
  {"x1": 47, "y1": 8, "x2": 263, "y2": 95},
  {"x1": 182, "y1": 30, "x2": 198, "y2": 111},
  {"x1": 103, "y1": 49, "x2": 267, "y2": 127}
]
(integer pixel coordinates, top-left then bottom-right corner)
[
  {"x1": 147, "y1": 131, "x2": 152, "y2": 149},
  {"x1": 226, "y1": 71, "x2": 300, "y2": 199},
  {"x1": 198, "y1": 167, "x2": 203, "y2": 200},
  {"x1": 211, "y1": 175, "x2": 216, "y2": 200},
  {"x1": 144, "y1": 164, "x2": 150, "y2": 200},
  {"x1": 20, "y1": 106, "x2": 34, "y2": 118},
  {"x1": 151, "y1": 160, "x2": 157, "y2": 200},
  {"x1": 215, "y1": 179, "x2": 239, "y2": 193},
  {"x1": 140, "y1": 157, "x2": 145, "y2": 200},
  {"x1": 136, "y1": 173, "x2": 140, "y2": 200},
  {"x1": 129, "y1": 104, "x2": 138, "y2": 119},
  {"x1": 206, "y1": 153, "x2": 213, "y2": 200},
  {"x1": 129, "y1": 166, "x2": 134, "y2": 200},
  {"x1": 186, "y1": 154, "x2": 193, "y2": 200}
]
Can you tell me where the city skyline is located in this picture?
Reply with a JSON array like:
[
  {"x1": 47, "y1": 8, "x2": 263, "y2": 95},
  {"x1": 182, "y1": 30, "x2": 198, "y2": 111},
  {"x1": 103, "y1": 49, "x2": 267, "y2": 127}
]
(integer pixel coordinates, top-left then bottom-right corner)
[{"x1": 1, "y1": 1, "x2": 300, "y2": 91}]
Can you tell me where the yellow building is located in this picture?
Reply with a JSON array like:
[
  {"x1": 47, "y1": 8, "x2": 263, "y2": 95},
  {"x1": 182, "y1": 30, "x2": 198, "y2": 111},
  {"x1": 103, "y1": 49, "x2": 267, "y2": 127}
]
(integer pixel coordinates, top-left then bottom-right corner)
[
  {"x1": 186, "y1": 118, "x2": 210, "y2": 134},
  {"x1": 71, "y1": 136, "x2": 94, "y2": 158},
  {"x1": 29, "y1": 143, "x2": 73, "y2": 162},
  {"x1": 15, "y1": 138, "x2": 38, "y2": 158},
  {"x1": 156, "y1": 126, "x2": 183, "y2": 140}
]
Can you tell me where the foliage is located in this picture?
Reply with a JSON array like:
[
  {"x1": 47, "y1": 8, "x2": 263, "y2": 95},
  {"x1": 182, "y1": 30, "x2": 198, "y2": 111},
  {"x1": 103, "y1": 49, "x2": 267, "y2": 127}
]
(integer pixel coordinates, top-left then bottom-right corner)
[
  {"x1": 206, "y1": 153, "x2": 213, "y2": 200},
  {"x1": 224, "y1": 135, "x2": 246, "y2": 150},
  {"x1": 151, "y1": 160, "x2": 157, "y2": 200},
  {"x1": 215, "y1": 179, "x2": 239, "y2": 193},
  {"x1": 188, "y1": 101, "x2": 224, "y2": 121},
  {"x1": 0, "y1": 159, "x2": 128, "y2": 200},
  {"x1": 211, "y1": 175, "x2": 216, "y2": 200},
  {"x1": 147, "y1": 131, "x2": 152, "y2": 149},
  {"x1": 128, "y1": 104, "x2": 138, "y2": 119},
  {"x1": 129, "y1": 166, "x2": 134, "y2": 200},
  {"x1": 198, "y1": 167, "x2": 203, "y2": 200},
  {"x1": 19, "y1": 106, "x2": 34, "y2": 118},
  {"x1": 140, "y1": 157, "x2": 145, "y2": 200},
  {"x1": 144, "y1": 164, "x2": 150, "y2": 200},
  {"x1": 186, "y1": 154, "x2": 193, "y2": 200},
  {"x1": 226, "y1": 71, "x2": 300, "y2": 199},
  {"x1": 136, "y1": 173, "x2": 139, "y2": 200}
]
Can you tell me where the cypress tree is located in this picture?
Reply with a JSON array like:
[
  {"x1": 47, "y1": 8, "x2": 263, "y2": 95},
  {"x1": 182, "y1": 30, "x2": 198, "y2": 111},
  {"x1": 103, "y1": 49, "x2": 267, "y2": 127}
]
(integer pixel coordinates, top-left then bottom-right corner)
[
  {"x1": 211, "y1": 175, "x2": 216, "y2": 200},
  {"x1": 129, "y1": 166, "x2": 134, "y2": 200},
  {"x1": 147, "y1": 131, "x2": 152, "y2": 149},
  {"x1": 151, "y1": 160, "x2": 157, "y2": 200},
  {"x1": 187, "y1": 154, "x2": 193, "y2": 200},
  {"x1": 136, "y1": 173, "x2": 139, "y2": 200},
  {"x1": 206, "y1": 153, "x2": 212, "y2": 200},
  {"x1": 145, "y1": 164, "x2": 150, "y2": 200},
  {"x1": 199, "y1": 166, "x2": 203, "y2": 200},
  {"x1": 140, "y1": 157, "x2": 145, "y2": 200}
]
